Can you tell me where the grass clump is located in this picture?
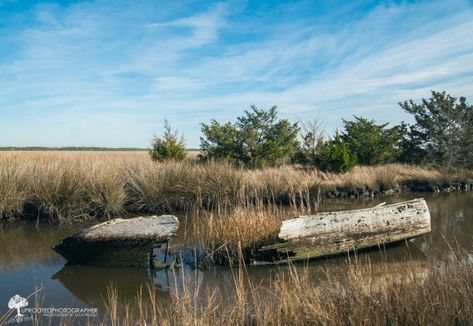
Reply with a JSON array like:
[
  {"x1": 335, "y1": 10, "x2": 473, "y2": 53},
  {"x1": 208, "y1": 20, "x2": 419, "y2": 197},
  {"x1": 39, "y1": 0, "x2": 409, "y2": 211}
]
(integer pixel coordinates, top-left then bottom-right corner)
[{"x1": 192, "y1": 207, "x2": 284, "y2": 265}]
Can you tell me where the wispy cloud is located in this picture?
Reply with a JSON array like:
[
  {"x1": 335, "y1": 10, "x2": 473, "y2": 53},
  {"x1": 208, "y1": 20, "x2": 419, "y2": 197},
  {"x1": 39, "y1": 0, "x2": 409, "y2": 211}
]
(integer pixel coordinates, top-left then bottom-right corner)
[
  {"x1": 0, "y1": 0, "x2": 472, "y2": 147},
  {"x1": 146, "y1": 2, "x2": 227, "y2": 48}
]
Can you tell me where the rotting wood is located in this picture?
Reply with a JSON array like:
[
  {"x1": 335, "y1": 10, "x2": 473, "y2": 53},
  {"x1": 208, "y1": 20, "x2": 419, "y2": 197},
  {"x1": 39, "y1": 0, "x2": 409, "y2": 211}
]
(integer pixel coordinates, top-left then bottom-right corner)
[
  {"x1": 53, "y1": 215, "x2": 178, "y2": 267},
  {"x1": 257, "y1": 198, "x2": 431, "y2": 263}
]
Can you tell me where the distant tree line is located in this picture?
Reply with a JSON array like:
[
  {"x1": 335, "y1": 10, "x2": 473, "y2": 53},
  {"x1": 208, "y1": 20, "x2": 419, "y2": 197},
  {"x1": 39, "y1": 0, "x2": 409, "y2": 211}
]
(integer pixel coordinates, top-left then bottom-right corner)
[
  {"x1": 150, "y1": 91, "x2": 473, "y2": 172},
  {"x1": 0, "y1": 146, "x2": 147, "y2": 151}
]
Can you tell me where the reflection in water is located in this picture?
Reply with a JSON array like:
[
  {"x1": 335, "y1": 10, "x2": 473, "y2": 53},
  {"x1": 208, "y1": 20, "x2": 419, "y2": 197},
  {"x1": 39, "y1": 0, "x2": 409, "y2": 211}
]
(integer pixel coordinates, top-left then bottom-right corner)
[
  {"x1": 50, "y1": 240, "x2": 427, "y2": 312},
  {"x1": 0, "y1": 192, "x2": 472, "y2": 317},
  {"x1": 0, "y1": 222, "x2": 87, "y2": 271},
  {"x1": 51, "y1": 266, "x2": 172, "y2": 310},
  {"x1": 422, "y1": 193, "x2": 473, "y2": 256}
]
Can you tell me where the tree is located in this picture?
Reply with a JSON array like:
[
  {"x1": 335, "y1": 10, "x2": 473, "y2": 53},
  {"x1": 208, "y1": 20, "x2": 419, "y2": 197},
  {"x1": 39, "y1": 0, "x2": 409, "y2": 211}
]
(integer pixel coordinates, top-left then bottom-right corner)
[
  {"x1": 462, "y1": 105, "x2": 473, "y2": 168},
  {"x1": 399, "y1": 91, "x2": 473, "y2": 167},
  {"x1": 293, "y1": 117, "x2": 326, "y2": 165},
  {"x1": 200, "y1": 106, "x2": 300, "y2": 168},
  {"x1": 149, "y1": 120, "x2": 186, "y2": 162},
  {"x1": 398, "y1": 122, "x2": 426, "y2": 164},
  {"x1": 317, "y1": 133, "x2": 357, "y2": 173},
  {"x1": 342, "y1": 116, "x2": 403, "y2": 165},
  {"x1": 200, "y1": 121, "x2": 242, "y2": 163}
]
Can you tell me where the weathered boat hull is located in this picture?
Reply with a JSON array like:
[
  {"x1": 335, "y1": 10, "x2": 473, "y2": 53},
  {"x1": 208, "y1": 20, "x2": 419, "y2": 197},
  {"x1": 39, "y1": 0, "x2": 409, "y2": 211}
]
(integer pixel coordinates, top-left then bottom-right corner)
[
  {"x1": 53, "y1": 215, "x2": 178, "y2": 267},
  {"x1": 258, "y1": 198, "x2": 431, "y2": 263}
]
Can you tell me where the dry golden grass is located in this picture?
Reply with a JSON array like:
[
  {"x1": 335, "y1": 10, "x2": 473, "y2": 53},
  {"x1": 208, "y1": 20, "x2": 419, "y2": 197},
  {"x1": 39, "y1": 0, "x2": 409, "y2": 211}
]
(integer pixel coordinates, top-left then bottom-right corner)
[
  {"x1": 0, "y1": 151, "x2": 139, "y2": 222},
  {"x1": 191, "y1": 206, "x2": 287, "y2": 265},
  {"x1": 0, "y1": 151, "x2": 472, "y2": 225},
  {"x1": 95, "y1": 254, "x2": 473, "y2": 326}
]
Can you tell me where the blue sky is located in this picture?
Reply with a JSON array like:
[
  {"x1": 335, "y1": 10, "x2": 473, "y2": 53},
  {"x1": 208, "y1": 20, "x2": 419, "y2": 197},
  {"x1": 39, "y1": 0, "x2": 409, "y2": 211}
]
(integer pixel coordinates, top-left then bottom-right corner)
[{"x1": 1, "y1": 0, "x2": 472, "y2": 148}]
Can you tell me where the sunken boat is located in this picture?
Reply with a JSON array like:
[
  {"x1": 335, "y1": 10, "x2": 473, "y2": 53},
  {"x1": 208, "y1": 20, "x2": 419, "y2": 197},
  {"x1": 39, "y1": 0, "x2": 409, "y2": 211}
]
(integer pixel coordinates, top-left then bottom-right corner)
[
  {"x1": 53, "y1": 215, "x2": 178, "y2": 267},
  {"x1": 257, "y1": 198, "x2": 431, "y2": 263}
]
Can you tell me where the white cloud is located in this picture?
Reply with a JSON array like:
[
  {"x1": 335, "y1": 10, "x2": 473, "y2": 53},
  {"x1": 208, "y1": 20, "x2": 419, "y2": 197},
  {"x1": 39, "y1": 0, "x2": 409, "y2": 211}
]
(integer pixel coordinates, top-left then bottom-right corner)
[
  {"x1": 0, "y1": 0, "x2": 472, "y2": 147},
  {"x1": 147, "y1": 2, "x2": 227, "y2": 48}
]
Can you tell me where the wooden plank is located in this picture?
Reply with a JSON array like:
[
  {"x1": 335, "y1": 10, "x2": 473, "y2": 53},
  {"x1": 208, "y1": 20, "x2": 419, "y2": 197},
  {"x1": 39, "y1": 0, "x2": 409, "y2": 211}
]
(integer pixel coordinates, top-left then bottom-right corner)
[{"x1": 258, "y1": 198, "x2": 431, "y2": 262}]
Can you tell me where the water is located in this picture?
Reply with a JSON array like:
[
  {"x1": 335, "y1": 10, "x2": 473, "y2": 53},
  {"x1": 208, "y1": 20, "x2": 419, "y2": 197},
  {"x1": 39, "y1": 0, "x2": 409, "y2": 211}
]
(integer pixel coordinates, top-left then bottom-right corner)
[{"x1": 1, "y1": 192, "x2": 472, "y2": 322}]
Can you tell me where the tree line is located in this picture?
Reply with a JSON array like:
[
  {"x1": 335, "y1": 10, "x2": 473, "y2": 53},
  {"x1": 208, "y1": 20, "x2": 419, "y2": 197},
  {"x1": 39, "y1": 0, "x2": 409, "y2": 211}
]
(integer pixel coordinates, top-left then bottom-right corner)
[
  {"x1": 150, "y1": 91, "x2": 473, "y2": 172},
  {"x1": 0, "y1": 146, "x2": 147, "y2": 151}
]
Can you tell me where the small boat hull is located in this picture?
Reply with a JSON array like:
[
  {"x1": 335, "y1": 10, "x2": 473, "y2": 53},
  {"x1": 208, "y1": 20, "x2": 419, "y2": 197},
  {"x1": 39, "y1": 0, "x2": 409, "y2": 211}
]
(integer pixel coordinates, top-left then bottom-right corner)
[
  {"x1": 53, "y1": 215, "x2": 178, "y2": 267},
  {"x1": 258, "y1": 198, "x2": 431, "y2": 263}
]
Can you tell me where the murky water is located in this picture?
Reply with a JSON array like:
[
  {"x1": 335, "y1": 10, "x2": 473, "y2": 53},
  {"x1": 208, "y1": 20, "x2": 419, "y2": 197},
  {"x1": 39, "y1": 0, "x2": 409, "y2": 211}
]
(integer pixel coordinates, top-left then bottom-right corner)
[{"x1": 1, "y1": 192, "x2": 472, "y2": 323}]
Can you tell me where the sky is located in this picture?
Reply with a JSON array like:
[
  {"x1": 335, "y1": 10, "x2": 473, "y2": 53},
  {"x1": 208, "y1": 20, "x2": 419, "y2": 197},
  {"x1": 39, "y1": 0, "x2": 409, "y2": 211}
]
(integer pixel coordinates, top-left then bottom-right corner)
[{"x1": 1, "y1": 0, "x2": 472, "y2": 148}]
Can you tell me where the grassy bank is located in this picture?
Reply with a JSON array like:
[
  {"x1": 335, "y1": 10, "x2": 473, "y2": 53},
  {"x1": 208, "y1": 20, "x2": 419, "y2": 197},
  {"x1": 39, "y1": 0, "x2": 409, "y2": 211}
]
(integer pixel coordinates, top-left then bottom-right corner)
[
  {"x1": 1, "y1": 151, "x2": 472, "y2": 223},
  {"x1": 98, "y1": 254, "x2": 473, "y2": 326}
]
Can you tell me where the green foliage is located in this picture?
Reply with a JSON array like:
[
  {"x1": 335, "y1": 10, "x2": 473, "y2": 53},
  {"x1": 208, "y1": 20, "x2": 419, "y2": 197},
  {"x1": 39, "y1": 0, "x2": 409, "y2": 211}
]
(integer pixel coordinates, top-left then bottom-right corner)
[
  {"x1": 200, "y1": 121, "x2": 241, "y2": 162},
  {"x1": 200, "y1": 106, "x2": 300, "y2": 168},
  {"x1": 149, "y1": 120, "x2": 186, "y2": 162},
  {"x1": 316, "y1": 133, "x2": 357, "y2": 173},
  {"x1": 463, "y1": 107, "x2": 473, "y2": 169},
  {"x1": 293, "y1": 118, "x2": 356, "y2": 172},
  {"x1": 399, "y1": 91, "x2": 473, "y2": 168},
  {"x1": 397, "y1": 122, "x2": 426, "y2": 165},
  {"x1": 342, "y1": 116, "x2": 403, "y2": 165}
]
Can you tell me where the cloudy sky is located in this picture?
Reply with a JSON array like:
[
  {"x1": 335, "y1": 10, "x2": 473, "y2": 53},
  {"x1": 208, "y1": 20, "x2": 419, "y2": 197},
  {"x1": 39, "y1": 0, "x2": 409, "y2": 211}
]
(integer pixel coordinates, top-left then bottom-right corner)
[{"x1": 1, "y1": 0, "x2": 472, "y2": 148}]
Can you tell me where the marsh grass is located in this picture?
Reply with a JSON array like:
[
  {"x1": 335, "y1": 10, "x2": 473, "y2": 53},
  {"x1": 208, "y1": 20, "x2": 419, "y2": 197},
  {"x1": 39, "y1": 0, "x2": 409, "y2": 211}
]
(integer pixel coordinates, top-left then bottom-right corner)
[
  {"x1": 0, "y1": 157, "x2": 27, "y2": 217},
  {"x1": 191, "y1": 206, "x2": 287, "y2": 265},
  {"x1": 0, "y1": 151, "x2": 472, "y2": 223},
  {"x1": 96, "y1": 253, "x2": 473, "y2": 326}
]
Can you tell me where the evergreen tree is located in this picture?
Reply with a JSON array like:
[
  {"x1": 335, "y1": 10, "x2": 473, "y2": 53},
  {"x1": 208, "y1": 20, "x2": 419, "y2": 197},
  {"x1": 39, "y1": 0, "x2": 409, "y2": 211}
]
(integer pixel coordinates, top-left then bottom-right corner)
[
  {"x1": 149, "y1": 120, "x2": 186, "y2": 162},
  {"x1": 399, "y1": 91, "x2": 472, "y2": 167},
  {"x1": 341, "y1": 116, "x2": 403, "y2": 165},
  {"x1": 200, "y1": 106, "x2": 300, "y2": 168},
  {"x1": 317, "y1": 133, "x2": 357, "y2": 173}
]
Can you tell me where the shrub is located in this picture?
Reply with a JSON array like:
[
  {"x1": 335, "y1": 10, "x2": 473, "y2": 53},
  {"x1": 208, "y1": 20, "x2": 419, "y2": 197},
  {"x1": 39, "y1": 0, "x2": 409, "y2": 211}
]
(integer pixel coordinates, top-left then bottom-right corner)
[{"x1": 149, "y1": 120, "x2": 186, "y2": 162}]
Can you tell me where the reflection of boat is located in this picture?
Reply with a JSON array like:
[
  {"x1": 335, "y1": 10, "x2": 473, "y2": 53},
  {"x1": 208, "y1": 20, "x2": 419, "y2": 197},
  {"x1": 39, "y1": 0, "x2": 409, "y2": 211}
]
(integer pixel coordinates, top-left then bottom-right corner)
[
  {"x1": 53, "y1": 215, "x2": 178, "y2": 267},
  {"x1": 52, "y1": 265, "x2": 172, "y2": 310},
  {"x1": 258, "y1": 198, "x2": 431, "y2": 263}
]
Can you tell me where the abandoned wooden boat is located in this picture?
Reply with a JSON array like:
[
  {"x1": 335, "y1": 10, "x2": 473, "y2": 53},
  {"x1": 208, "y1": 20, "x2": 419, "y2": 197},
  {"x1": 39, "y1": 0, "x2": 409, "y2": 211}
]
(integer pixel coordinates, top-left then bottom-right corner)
[
  {"x1": 257, "y1": 198, "x2": 431, "y2": 263},
  {"x1": 53, "y1": 215, "x2": 178, "y2": 267}
]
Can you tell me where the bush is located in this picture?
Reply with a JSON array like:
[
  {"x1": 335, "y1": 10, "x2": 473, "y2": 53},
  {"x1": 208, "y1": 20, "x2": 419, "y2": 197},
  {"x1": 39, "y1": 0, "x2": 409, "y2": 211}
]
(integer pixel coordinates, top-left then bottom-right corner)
[
  {"x1": 149, "y1": 120, "x2": 186, "y2": 162},
  {"x1": 200, "y1": 106, "x2": 300, "y2": 168}
]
